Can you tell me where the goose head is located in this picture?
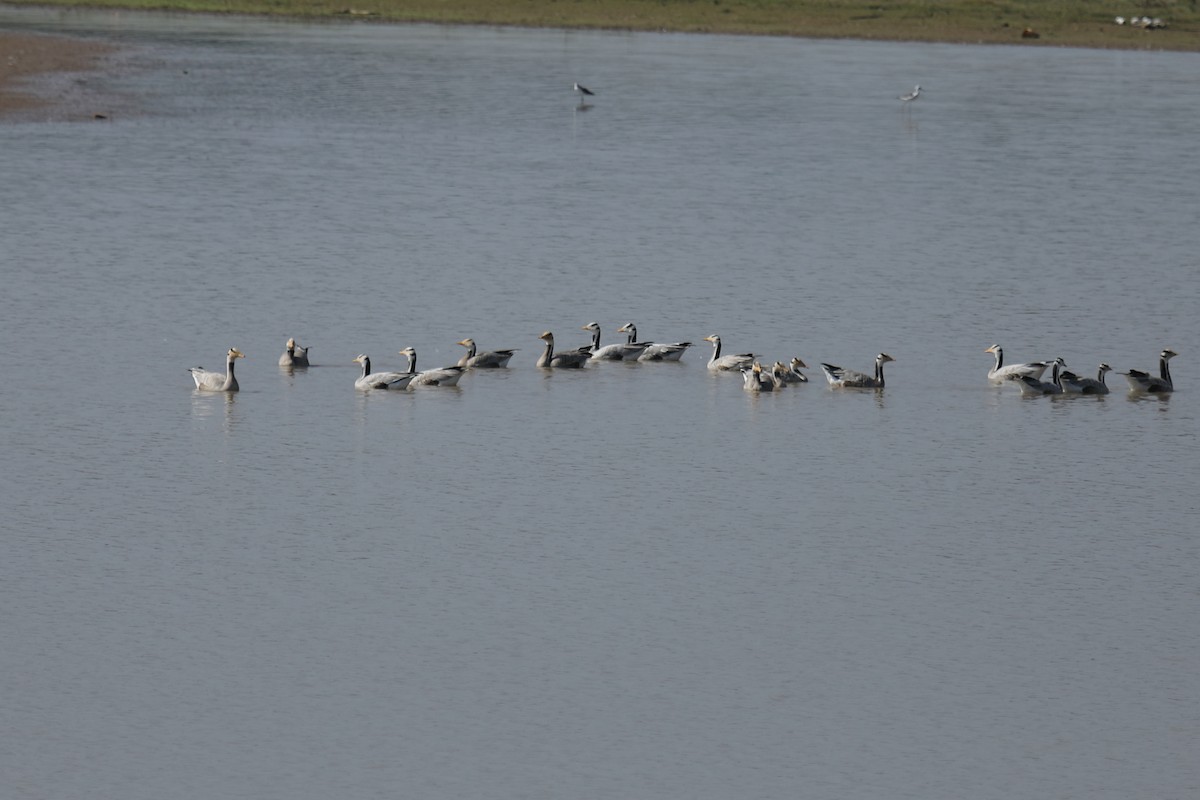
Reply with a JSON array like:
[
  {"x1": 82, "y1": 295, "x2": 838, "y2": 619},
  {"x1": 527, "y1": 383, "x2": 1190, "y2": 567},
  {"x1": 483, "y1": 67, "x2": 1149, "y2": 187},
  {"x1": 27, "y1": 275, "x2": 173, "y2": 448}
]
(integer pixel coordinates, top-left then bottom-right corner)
[
  {"x1": 456, "y1": 338, "x2": 476, "y2": 349},
  {"x1": 538, "y1": 331, "x2": 555, "y2": 344},
  {"x1": 228, "y1": 348, "x2": 246, "y2": 360}
]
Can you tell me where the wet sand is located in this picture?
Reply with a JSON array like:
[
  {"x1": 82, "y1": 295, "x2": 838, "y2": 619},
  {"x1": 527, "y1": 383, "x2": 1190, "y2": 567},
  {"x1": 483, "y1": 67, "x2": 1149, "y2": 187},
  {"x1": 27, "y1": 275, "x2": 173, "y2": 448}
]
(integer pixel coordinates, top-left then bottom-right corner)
[{"x1": 0, "y1": 31, "x2": 118, "y2": 119}]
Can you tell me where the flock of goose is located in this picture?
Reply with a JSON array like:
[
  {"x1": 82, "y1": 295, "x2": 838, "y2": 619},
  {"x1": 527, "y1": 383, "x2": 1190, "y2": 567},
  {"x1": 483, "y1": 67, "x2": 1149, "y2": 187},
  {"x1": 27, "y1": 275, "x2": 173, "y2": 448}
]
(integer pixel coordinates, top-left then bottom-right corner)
[
  {"x1": 985, "y1": 345, "x2": 1178, "y2": 395},
  {"x1": 186, "y1": 329, "x2": 1180, "y2": 397}
]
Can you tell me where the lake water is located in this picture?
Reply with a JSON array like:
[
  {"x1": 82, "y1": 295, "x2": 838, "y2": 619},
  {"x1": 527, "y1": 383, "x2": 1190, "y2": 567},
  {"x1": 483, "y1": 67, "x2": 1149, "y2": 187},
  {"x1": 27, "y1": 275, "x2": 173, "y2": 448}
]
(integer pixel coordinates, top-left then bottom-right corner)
[{"x1": 2, "y1": 8, "x2": 1198, "y2": 799}]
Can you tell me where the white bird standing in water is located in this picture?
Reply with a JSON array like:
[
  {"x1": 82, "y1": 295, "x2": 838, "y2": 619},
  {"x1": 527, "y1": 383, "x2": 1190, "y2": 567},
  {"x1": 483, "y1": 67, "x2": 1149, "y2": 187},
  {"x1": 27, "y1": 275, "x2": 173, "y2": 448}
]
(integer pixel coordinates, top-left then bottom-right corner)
[
  {"x1": 900, "y1": 85, "x2": 921, "y2": 102},
  {"x1": 574, "y1": 82, "x2": 595, "y2": 100}
]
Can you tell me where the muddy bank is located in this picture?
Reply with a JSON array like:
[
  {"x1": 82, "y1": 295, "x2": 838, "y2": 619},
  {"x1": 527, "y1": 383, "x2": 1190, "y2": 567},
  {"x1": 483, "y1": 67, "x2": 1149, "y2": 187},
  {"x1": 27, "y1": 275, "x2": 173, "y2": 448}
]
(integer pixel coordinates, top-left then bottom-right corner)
[{"x1": 0, "y1": 31, "x2": 118, "y2": 120}]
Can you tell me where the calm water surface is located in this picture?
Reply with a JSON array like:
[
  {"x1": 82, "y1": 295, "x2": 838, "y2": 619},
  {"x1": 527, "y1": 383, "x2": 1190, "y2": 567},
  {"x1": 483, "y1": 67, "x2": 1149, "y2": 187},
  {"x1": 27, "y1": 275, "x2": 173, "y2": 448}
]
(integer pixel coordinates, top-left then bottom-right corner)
[{"x1": 2, "y1": 8, "x2": 1198, "y2": 799}]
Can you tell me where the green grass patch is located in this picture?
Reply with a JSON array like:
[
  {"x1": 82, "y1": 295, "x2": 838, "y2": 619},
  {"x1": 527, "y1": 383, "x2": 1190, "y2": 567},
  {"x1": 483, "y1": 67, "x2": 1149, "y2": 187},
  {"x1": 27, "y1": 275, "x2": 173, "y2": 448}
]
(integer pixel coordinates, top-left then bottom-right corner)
[{"x1": 5, "y1": 0, "x2": 1199, "y2": 50}]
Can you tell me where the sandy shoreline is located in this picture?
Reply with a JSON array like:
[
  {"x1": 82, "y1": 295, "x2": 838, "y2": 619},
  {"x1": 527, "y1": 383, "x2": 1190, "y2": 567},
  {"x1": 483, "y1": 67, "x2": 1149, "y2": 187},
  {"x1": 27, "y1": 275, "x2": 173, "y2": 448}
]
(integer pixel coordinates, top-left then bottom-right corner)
[{"x1": 0, "y1": 30, "x2": 117, "y2": 119}]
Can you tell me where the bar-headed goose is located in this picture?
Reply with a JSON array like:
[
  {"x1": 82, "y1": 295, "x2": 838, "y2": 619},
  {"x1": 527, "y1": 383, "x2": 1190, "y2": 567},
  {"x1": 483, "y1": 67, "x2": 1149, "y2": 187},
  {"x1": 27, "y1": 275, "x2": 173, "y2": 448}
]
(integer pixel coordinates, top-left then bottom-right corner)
[
  {"x1": 1122, "y1": 349, "x2": 1177, "y2": 393},
  {"x1": 398, "y1": 347, "x2": 465, "y2": 387},
  {"x1": 352, "y1": 355, "x2": 414, "y2": 390},
  {"x1": 536, "y1": 332, "x2": 591, "y2": 368},
  {"x1": 703, "y1": 335, "x2": 757, "y2": 371},
  {"x1": 456, "y1": 338, "x2": 516, "y2": 368},
  {"x1": 985, "y1": 344, "x2": 1051, "y2": 384},
  {"x1": 189, "y1": 348, "x2": 245, "y2": 392},
  {"x1": 821, "y1": 353, "x2": 895, "y2": 389}
]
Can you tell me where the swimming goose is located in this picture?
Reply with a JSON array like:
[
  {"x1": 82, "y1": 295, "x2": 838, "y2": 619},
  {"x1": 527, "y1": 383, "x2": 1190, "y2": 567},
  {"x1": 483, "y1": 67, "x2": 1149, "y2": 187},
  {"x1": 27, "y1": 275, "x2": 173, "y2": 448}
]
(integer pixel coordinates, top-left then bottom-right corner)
[
  {"x1": 617, "y1": 323, "x2": 692, "y2": 362},
  {"x1": 1122, "y1": 349, "x2": 1177, "y2": 392},
  {"x1": 1014, "y1": 357, "x2": 1066, "y2": 395},
  {"x1": 1060, "y1": 363, "x2": 1112, "y2": 395},
  {"x1": 985, "y1": 344, "x2": 1051, "y2": 384},
  {"x1": 189, "y1": 348, "x2": 245, "y2": 392},
  {"x1": 456, "y1": 338, "x2": 516, "y2": 368},
  {"x1": 536, "y1": 331, "x2": 592, "y2": 368},
  {"x1": 352, "y1": 354, "x2": 414, "y2": 390},
  {"x1": 278, "y1": 337, "x2": 310, "y2": 367},
  {"x1": 582, "y1": 322, "x2": 650, "y2": 361},
  {"x1": 703, "y1": 335, "x2": 757, "y2": 371},
  {"x1": 821, "y1": 353, "x2": 895, "y2": 388},
  {"x1": 776, "y1": 357, "x2": 810, "y2": 384},
  {"x1": 398, "y1": 347, "x2": 465, "y2": 387},
  {"x1": 741, "y1": 362, "x2": 775, "y2": 392}
]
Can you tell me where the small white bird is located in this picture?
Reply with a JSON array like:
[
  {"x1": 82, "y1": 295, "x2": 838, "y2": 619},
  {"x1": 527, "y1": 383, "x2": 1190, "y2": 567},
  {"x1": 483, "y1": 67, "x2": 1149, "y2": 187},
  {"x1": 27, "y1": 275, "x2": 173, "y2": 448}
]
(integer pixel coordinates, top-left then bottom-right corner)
[
  {"x1": 189, "y1": 348, "x2": 245, "y2": 392},
  {"x1": 900, "y1": 85, "x2": 921, "y2": 102}
]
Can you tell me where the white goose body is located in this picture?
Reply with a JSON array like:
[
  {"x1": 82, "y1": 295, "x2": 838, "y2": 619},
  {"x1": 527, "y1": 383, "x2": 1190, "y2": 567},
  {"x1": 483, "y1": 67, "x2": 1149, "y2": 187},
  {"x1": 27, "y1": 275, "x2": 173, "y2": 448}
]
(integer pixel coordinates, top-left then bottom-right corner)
[
  {"x1": 986, "y1": 344, "x2": 1051, "y2": 383},
  {"x1": 399, "y1": 347, "x2": 465, "y2": 387},
  {"x1": 1122, "y1": 349, "x2": 1176, "y2": 393},
  {"x1": 536, "y1": 332, "x2": 591, "y2": 368},
  {"x1": 456, "y1": 338, "x2": 516, "y2": 368},
  {"x1": 821, "y1": 353, "x2": 894, "y2": 389},
  {"x1": 703, "y1": 335, "x2": 757, "y2": 371},
  {"x1": 1060, "y1": 363, "x2": 1112, "y2": 395},
  {"x1": 1014, "y1": 357, "x2": 1066, "y2": 395},
  {"x1": 352, "y1": 355, "x2": 414, "y2": 390},
  {"x1": 189, "y1": 348, "x2": 245, "y2": 392},
  {"x1": 617, "y1": 323, "x2": 692, "y2": 362}
]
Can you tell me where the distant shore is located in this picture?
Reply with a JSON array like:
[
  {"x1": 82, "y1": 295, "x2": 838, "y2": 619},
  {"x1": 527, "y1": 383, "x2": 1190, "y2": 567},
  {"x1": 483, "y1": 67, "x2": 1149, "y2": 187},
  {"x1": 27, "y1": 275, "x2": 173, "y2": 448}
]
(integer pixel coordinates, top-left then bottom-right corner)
[{"x1": 3, "y1": 0, "x2": 1198, "y2": 118}]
